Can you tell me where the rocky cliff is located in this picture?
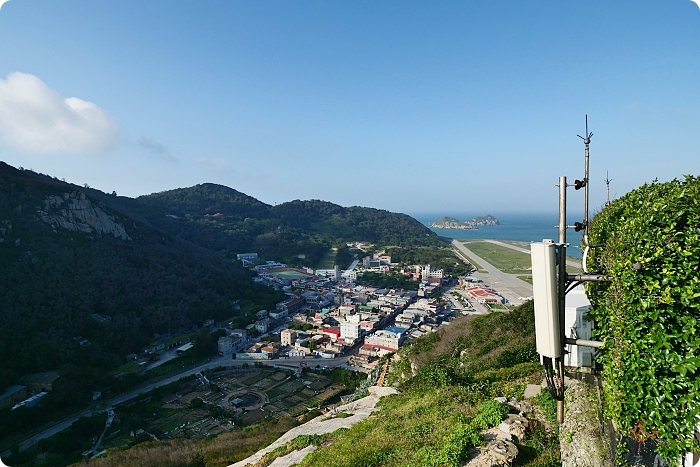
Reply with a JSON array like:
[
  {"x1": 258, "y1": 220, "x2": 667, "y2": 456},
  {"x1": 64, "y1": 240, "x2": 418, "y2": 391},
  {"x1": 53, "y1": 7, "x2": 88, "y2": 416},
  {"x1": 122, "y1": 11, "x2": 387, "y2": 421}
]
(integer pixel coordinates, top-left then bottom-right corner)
[{"x1": 37, "y1": 191, "x2": 131, "y2": 240}]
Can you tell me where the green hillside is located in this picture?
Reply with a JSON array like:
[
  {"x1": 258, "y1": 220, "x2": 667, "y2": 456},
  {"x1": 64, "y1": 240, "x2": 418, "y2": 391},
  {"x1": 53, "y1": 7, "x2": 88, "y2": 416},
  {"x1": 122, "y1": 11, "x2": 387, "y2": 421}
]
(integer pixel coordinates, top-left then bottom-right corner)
[
  {"x1": 0, "y1": 162, "x2": 441, "y2": 398},
  {"x1": 129, "y1": 188, "x2": 443, "y2": 266},
  {"x1": 0, "y1": 163, "x2": 286, "y2": 407}
]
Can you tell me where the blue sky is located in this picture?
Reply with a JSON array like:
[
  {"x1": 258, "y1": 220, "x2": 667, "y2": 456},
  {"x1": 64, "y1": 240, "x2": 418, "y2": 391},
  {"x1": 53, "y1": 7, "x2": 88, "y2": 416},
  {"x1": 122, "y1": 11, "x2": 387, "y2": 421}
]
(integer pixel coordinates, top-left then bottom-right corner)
[{"x1": 0, "y1": 1, "x2": 699, "y2": 217}]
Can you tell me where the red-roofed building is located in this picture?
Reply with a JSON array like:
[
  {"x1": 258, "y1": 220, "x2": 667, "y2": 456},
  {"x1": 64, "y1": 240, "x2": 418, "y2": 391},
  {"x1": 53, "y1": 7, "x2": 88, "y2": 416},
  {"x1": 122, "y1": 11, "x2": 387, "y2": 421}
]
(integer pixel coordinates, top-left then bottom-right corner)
[
  {"x1": 466, "y1": 286, "x2": 504, "y2": 304},
  {"x1": 322, "y1": 327, "x2": 341, "y2": 341}
]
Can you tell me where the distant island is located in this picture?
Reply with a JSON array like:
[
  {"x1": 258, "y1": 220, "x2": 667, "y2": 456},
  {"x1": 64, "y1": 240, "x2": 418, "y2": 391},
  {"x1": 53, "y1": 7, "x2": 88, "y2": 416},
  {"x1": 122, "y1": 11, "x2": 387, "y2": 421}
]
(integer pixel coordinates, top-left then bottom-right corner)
[{"x1": 430, "y1": 214, "x2": 500, "y2": 229}]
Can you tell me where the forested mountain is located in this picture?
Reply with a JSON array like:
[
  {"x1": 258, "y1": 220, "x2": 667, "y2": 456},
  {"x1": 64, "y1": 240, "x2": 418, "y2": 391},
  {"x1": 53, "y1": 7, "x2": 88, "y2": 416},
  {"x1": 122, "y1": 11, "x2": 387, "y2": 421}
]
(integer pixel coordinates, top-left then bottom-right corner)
[
  {"x1": 0, "y1": 162, "x2": 440, "y2": 392},
  {"x1": 128, "y1": 185, "x2": 443, "y2": 265},
  {"x1": 0, "y1": 163, "x2": 286, "y2": 395}
]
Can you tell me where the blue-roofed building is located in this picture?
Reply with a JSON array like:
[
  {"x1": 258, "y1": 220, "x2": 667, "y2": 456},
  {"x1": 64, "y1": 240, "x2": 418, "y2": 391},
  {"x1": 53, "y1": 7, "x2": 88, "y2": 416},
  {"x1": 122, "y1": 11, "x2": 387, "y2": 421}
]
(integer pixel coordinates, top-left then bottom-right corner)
[
  {"x1": 0, "y1": 385, "x2": 27, "y2": 409},
  {"x1": 384, "y1": 326, "x2": 409, "y2": 336}
]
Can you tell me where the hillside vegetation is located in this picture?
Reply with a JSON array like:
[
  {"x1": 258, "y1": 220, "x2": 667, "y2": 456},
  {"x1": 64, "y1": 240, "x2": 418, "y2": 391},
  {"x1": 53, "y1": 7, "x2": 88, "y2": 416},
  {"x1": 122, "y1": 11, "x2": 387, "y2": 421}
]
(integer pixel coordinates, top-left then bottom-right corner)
[
  {"x1": 131, "y1": 186, "x2": 444, "y2": 266},
  {"x1": 587, "y1": 176, "x2": 700, "y2": 461},
  {"x1": 287, "y1": 303, "x2": 557, "y2": 467}
]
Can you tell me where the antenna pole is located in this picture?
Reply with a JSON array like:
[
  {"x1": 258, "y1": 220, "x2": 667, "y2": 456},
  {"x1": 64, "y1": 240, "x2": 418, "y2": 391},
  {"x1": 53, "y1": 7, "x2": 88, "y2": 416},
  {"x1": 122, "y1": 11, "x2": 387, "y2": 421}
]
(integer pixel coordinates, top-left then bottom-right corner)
[
  {"x1": 557, "y1": 176, "x2": 567, "y2": 424},
  {"x1": 605, "y1": 171, "x2": 612, "y2": 207},
  {"x1": 576, "y1": 115, "x2": 593, "y2": 238},
  {"x1": 583, "y1": 117, "x2": 590, "y2": 236}
]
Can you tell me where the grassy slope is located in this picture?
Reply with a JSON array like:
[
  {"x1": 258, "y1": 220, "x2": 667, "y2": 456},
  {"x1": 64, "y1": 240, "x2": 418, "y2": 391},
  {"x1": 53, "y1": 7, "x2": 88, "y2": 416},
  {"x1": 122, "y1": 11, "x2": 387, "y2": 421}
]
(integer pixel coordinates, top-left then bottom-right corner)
[
  {"x1": 296, "y1": 302, "x2": 560, "y2": 467},
  {"x1": 462, "y1": 241, "x2": 532, "y2": 274}
]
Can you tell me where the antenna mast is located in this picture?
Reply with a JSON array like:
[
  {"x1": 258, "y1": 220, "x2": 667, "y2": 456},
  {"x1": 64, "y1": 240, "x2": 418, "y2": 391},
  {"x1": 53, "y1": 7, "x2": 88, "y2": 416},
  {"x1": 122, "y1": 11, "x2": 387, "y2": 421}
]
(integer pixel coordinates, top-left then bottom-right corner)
[
  {"x1": 576, "y1": 115, "x2": 593, "y2": 238},
  {"x1": 604, "y1": 171, "x2": 612, "y2": 207}
]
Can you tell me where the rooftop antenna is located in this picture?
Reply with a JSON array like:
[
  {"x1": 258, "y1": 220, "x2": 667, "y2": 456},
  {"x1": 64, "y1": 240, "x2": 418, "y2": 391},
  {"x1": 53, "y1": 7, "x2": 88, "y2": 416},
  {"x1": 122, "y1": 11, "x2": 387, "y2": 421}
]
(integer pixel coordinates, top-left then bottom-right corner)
[{"x1": 604, "y1": 171, "x2": 612, "y2": 207}]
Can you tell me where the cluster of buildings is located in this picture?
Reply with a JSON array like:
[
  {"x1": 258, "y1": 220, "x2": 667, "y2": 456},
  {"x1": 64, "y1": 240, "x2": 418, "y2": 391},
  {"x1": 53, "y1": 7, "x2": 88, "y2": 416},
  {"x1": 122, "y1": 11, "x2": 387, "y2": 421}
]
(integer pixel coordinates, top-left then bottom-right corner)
[
  {"x1": 457, "y1": 276, "x2": 504, "y2": 304},
  {"x1": 233, "y1": 276, "x2": 454, "y2": 369},
  {"x1": 230, "y1": 250, "x2": 458, "y2": 367}
]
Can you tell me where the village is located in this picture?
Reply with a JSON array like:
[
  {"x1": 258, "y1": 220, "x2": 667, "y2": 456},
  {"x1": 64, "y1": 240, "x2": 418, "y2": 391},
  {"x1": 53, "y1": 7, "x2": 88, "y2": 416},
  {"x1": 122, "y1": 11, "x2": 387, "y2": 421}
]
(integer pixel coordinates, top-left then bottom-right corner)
[{"x1": 211, "y1": 248, "x2": 510, "y2": 372}]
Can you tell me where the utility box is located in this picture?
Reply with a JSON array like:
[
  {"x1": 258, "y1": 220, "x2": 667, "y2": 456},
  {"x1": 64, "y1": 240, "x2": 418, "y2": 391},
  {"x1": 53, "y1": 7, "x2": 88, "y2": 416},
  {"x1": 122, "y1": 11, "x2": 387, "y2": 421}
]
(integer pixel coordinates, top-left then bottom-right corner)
[
  {"x1": 531, "y1": 240, "x2": 561, "y2": 358},
  {"x1": 564, "y1": 284, "x2": 593, "y2": 367}
]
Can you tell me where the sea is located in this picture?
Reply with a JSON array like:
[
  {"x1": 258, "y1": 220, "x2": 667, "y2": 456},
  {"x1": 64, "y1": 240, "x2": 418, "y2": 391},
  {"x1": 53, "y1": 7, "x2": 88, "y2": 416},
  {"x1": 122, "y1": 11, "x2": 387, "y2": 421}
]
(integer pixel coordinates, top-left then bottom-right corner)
[{"x1": 410, "y1": 212, "x2": 584, "y2": 258}]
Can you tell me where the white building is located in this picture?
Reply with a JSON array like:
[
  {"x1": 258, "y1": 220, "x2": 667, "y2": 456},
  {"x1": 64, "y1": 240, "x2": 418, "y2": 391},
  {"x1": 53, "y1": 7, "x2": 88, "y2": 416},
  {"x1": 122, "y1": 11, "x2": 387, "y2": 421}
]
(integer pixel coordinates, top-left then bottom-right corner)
[
  {"x1": 281, "y1": 329, "x2": 297, "y2": 346},
  {"x1": 345, "y1": 313, "x2": 360, "y2": 324},
  {"x1": 342, "y1": 270, "x2": 358, "y2": 281},
  {"x1": 315, "y1": 265, "x2": 341, "y2": 280},
  {"x1": 420, "y1": 264, "x2": 444, "y2": 280},
  {"x1": 364, "y1": 329, "x2": 404, "y2": 352},
  {"x1": 269, "y1": 309, "x2": 288, "y2": 320},
  {"x1": 255, "y1": 319, "x2": 270, "y2": 333},
  {"x1": 340, "y1": 321, "x2": 360, "y2": 341}
]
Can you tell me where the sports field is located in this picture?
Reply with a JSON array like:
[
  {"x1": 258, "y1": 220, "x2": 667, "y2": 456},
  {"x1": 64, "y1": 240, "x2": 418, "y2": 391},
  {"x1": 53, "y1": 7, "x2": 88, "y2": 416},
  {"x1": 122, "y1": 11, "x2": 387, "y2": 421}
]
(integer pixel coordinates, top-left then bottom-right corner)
[{"x1": 268, "y1": 269, "x2": 313, "y2": 280}]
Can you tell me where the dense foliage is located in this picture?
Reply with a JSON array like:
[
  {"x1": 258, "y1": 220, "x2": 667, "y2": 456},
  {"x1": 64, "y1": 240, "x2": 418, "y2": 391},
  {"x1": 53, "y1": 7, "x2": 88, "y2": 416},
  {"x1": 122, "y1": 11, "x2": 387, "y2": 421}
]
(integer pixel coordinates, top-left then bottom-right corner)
[
  {"x1": 0, "y1": 162, "x2": 442, "y2": 451},
  {"x1": 385, "y1": 246, "x2": 473, "y2": 276},
  {"x1": 587, "y1": 176, "x2": 700, "y2": 462},
  {"x1": 358, "y1": 271, "x2": 419, "y2": 290}
]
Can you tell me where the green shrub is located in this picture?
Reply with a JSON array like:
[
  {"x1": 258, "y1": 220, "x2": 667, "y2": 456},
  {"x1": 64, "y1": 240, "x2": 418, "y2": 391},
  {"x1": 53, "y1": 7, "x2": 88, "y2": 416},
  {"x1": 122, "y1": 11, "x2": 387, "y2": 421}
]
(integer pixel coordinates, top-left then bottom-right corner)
[
  {"x1": 471, "y1": 400, "x2": 509, "y2": 430},
  {"x1": 495, "y1": 342, "x2": 539, "y2": 368},
  {"x1": 434, "y1": 424, "x2": 482, "y2": 467},
  {"x1": 588, "y1": 176, "x2": 700, "y2": 462}
]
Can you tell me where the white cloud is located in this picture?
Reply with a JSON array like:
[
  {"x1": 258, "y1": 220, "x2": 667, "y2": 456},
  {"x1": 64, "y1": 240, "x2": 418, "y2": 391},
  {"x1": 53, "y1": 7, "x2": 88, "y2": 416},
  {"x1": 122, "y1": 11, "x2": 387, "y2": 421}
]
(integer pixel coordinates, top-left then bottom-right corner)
[
  {"x1": 0, "y1": 0, "x2": 9, "y2": 11},
  {"x1": 193, "y1": 157, "x2": 227, "y2": 172},
  {"x1": 0, "y1": 72, "x2": 120, "y2": 154},
  {"x1": 137, "y1": 137, "x2": 177, "y2": 163}
]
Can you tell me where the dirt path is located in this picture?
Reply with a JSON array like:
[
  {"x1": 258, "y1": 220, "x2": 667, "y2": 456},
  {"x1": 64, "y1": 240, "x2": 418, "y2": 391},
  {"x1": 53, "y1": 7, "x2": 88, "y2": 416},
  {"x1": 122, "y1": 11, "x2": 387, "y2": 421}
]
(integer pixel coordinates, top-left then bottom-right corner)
[{"x1": 229, "y1": 387, "x2": 398, "y2": 467}]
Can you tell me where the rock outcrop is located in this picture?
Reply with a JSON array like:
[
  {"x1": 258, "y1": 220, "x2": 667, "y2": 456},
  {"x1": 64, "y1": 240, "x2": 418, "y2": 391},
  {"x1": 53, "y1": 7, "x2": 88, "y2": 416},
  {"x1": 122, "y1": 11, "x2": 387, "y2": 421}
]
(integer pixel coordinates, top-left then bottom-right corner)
[
  {"x1": 229, "y1": 387, "x2": 398, "y2": 467},
  {"x1": 465, "y1": 397, "x2": 544, "y2": 467},
  {"x1": 431, "y1": 215, "x2": 500, "y2": 229},
  {"x1": 37, "y1": 191, "x2": 131, "y2": 240}
]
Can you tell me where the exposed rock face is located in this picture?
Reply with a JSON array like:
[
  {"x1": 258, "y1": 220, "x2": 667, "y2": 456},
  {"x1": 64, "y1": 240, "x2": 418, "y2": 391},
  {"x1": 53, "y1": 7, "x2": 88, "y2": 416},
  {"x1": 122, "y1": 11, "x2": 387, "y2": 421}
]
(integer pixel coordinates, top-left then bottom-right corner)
[
  {"x1": 229, "y1": 390, "x2": 390, "y2": 467},
  {"x1": 498, "y1": 414, "x2": 528, "y2": 443},
  {"x1": 37, "y1": 192, "x2": 131, "y2": 240}
]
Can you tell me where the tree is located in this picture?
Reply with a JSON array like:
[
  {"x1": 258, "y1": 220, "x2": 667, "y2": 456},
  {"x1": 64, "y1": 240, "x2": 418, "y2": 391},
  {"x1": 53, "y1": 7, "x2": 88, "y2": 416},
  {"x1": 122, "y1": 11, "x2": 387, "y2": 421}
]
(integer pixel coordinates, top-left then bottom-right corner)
[{"x1": 190, "y1": 397, "x2": 203, "y2": 409}]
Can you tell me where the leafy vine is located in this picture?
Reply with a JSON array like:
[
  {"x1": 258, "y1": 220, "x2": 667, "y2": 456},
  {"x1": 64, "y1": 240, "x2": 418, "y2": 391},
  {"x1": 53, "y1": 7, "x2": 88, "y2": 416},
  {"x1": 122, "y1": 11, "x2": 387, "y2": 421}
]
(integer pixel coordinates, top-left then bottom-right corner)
[{"x1": 586, "y1": 176, "x2": 700, "y2": 463}]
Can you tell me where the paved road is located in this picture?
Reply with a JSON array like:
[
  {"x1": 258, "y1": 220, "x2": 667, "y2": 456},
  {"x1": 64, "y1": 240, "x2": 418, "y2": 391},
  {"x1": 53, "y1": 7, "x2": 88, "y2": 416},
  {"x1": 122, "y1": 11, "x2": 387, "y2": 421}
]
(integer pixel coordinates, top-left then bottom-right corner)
[{"x1": 452, "y1": 239, "x2": 534, "y2": 305}]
